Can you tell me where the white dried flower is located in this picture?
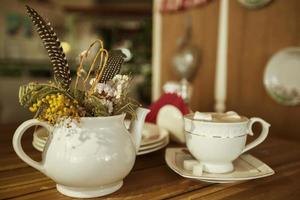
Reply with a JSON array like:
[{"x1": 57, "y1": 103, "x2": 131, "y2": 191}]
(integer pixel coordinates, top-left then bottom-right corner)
[
  {"x1": 89, "y1": 78, "x2": 96, "y2": 85},
  {"x1": 88, "y1": 74, "x2": 131, "y2": 112},
  {"x1": 101, "y1": 99, "x2": 114, "y2": 114},
  {"x1": 110, "y1": 75, "x2": 130, "y2": 100},
  {"x1": 95, "y1": 83, "x2": 105, "y2": 93},
  {"x1": 115, "y1": 90, "x2": 122, "y2": 99},
  {"x1": 113, "y1": 74, "x2": 122, "y2": 81},
  {"x1": 107, "y1": 89, "x2": 115, "y2": 97}
]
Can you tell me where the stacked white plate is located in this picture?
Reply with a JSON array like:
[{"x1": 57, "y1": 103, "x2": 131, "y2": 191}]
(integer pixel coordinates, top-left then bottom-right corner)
[
  {"x1": 137, "y1": 123, "x2": 169, "y2": 155},
  {"x1": 32, "y1": 128, "x2": 48, "y2": 152},
  {"x1": 32, "y1": 122, "x2": 169, "y2": 155}
]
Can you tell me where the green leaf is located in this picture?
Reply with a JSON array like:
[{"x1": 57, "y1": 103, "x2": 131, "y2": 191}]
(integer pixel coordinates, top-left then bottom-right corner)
[
  {"x1": 84, "y1": 95, "x2": 109, "y2": 117},
  {"x1": 72, "y1": 89, "x2": 86, "y2": 104},
  {"x1": 19, "y1": 82, "x2": 65, "y2": 107}
]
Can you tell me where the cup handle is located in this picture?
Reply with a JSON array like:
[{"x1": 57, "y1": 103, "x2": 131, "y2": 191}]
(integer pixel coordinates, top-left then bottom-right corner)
[
  {"x1": 12, "y1": 119, "x2": 53, "y2": 173},
  {"x1": 241, "y1": 117, "x2": 270, "y2": 154}
]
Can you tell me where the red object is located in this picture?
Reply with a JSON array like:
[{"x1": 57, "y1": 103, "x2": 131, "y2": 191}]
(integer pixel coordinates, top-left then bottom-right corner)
[{"x1": 145, "y1": 93, "x2": 190, "y2": 123}]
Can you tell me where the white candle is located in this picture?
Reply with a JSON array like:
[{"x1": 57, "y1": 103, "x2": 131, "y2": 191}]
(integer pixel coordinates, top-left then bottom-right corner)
[
  {"x1": 214, "y1": 0, "x2": 229, "y2": 113},
  {"x1": 152, "y1": 0, "x2": 162, "y2": 101}
]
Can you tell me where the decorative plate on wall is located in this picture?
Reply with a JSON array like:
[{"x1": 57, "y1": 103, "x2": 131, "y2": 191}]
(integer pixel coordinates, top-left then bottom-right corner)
[
  {"x1": 238, "y1": 0, "x2": 272, "y2": 9},
  {"x1": 263, "y1": 47, "x2": 300, "y2": 106}
]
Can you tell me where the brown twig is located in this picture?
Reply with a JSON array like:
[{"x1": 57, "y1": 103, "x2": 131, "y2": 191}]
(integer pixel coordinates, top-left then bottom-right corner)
[
  {"x1": 88, "y1": 49, "x2": 108, "y2": 96},
  {"x1": 74, "y1": 39, "x2": 109, "y2": 93}
]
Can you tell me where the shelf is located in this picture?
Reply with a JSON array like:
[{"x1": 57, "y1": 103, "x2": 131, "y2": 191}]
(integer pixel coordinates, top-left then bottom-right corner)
[{"x1": 64, "y1": 4, "x2": 152, "y2": 17}]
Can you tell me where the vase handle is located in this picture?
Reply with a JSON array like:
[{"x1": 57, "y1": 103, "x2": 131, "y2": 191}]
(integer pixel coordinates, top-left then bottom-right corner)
[
  {"x1": 241, "y1": 117, "x2": 270, "y2": 154},
  {"x1": 12, "y1": 119, "x2": 52, "y2": 173}
]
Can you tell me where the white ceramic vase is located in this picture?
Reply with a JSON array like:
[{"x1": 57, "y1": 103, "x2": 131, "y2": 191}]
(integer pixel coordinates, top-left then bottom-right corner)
[{"x1": 13, "y1": 108, "x2": 149, "y2": 198}]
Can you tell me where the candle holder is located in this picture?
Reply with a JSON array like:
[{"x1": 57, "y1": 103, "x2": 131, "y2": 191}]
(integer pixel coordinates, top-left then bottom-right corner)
[{"x1": 172, "y1": 16, "x2": 200, "y2": 104}]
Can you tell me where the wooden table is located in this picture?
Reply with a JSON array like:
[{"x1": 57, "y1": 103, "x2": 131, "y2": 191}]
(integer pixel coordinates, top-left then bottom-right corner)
[{"x1": 1, "y1": 124, "x2": 300, "y2": 200}]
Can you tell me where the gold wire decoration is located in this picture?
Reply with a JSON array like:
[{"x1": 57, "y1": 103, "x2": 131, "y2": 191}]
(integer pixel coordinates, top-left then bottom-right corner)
[{"x1": 74, "y1": 39, "x2": 109, "y2": 95}]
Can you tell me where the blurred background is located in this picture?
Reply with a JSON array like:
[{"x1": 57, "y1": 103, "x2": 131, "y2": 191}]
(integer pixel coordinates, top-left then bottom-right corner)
[{"x1": 0, "y1": 0, "x2": 299, "y2": 140}]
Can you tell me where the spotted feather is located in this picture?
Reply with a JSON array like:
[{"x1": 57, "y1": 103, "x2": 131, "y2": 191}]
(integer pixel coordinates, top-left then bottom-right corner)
[
  {"x1": 26, "y1": 5, "x2": 71, "y2": 90},
  {"x1": 99, "y1": 50, "x2": 126, "y2": 83}
]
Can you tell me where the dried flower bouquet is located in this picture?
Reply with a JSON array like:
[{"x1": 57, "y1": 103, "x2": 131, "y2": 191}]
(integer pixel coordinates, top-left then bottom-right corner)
[{"x1": 18, "y1": 5, "x2": 139, "y2": 125}]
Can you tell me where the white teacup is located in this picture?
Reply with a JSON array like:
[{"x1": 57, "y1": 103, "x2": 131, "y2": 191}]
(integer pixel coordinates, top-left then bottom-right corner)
[{"x1": 184, "y1": 112, "x2": 270, "y2": 174}]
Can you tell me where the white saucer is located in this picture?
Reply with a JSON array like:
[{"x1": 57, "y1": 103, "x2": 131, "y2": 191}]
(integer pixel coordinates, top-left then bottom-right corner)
[
  {"x1": 141, "y1": 123, "x2": 169, "y2": 146},
  {"x1": 165, "y1": 148, "x2": 274, "y2": 183},
  {"x1": 32, "y1": 141, "x2": 44, "y2": 152},
  {"x1": 137, "y1": 137, "x2": 169, "y2": 156},
  {"x1": 139, "y1": 137, "x2": 169, "y2": 151},
  {"x1": 33, "y1": 128, "x2": 48, "y2": 143},
  {"x1": 32, "y1": 128, "x2": 47, "y2": 151}
]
